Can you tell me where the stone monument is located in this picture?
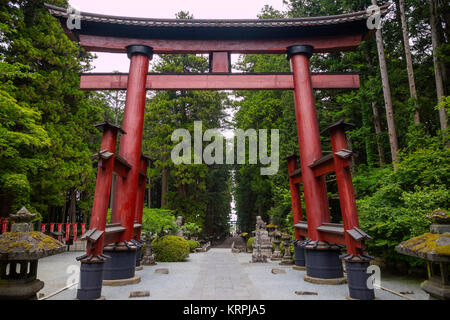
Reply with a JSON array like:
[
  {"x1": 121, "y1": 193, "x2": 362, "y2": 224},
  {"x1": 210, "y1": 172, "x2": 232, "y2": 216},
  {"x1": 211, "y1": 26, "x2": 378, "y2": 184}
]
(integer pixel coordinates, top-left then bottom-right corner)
[
  {"x1": 270, "y1": 228, "x2": 283, "y2": 261},
  {"x1": 279, "y1": 233, "x2": 294, "y2": 265},
  {"x1": 396, "y1": 210, "x2": 450, "y2": 299},
  {"x1": 0, "y1": 207, "x2": 65, "y2": 300},
  {"x1": 141, "y1": 232, "x2": 156, "y2": 266},
  {"x1": 251, "y1": 216, "x2": 272, "y2": 263},
  {"x1": 176, "y1": 216, "x2": 184, "y2": 238}
]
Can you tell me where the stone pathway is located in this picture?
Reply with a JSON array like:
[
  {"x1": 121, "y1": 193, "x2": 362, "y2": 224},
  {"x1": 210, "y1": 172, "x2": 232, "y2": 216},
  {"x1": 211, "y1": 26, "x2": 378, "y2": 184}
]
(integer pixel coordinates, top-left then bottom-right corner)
[
  {"x1": 189, "y1": 249, "x2": 261, "y2": 299},
  {"x1": 38, "y1": 248, "x2": 429, "y2": 300}
]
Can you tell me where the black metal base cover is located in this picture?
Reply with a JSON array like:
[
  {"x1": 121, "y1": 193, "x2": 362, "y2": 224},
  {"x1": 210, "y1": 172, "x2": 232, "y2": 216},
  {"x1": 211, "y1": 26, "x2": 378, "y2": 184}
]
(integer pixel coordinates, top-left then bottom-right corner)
[
  {"x1": 305, "y1": 248, "x2": 344, "y2": 279},
  {"x1": 76, "y1": 262, "x2": 104, "y2": 300},
  {"x1": 102, "y1": 249, "x2": 137, "y2": 280},
  {"x1": 346, "y1": 261, "x2": 375, "y2": 300},
  {"x1": 131, "y1": 240, "x2": 143, "y2": 267},
  {"x1": 294, "y1": 242, "x2": 306, "y2": 267}
]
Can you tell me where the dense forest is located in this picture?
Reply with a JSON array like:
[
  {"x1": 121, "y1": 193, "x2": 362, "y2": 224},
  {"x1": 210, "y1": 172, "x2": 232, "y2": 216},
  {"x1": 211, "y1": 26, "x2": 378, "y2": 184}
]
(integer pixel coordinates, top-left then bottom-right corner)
[{"x1": 0, "y1": 0, "x2": 449, "y2": 269}]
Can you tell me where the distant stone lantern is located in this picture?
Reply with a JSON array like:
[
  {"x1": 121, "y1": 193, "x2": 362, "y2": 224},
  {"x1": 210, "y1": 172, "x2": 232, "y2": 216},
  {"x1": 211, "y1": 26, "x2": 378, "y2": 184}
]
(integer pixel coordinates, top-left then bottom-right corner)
[
  {"x1": 266, "y1": 224, "x2": 276, "y2": 242},
  {"x1": 0, "y1": 207, "x2": 65, "y2": 300},
  {"x1": 279, "y1": 233, "x2": 294, "y2": 265},
  {"x1": 270, "y1": 229, "x2": 283, "y2": 261},
  {"x1": 396, "y1": 210, "x2": 450, "y2": 300},
  {"x1": 141, "y1": 232, "x2": 156, "y2": 266}
]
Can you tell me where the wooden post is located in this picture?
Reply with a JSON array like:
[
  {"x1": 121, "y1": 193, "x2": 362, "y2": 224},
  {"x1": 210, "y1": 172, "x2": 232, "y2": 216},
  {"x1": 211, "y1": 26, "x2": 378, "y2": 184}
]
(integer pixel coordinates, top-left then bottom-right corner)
[
  {"x1": 329, "y1": 122, "x2": 362, "y2": 256},
  {"x1": 86, "y1": 122, "x2": 123, "y2": 257},
  {"x1": 111, "y1": 45, "x2": 152, "y2": 241},
  {"x1": 287, "y1": 45, "x2": 330, "y2": 241},
  {"x1": 286, "y1": 154, "x2": 303, "y2": 240}
]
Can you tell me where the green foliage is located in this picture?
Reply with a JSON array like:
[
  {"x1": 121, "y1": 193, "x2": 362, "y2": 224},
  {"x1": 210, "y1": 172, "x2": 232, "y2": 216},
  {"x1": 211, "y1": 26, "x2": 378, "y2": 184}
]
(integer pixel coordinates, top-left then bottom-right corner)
[
  {"x1": 152, "y1": 235, "x2": 190, "y2": 262},
  {"x1": 187, "y1": 239, "x2": 201, "y2": 252},
  {"x1": 0, "y1": 61, "x2": 49, "y2": 214},
  {"x1": 357, "y1": 133, "x2": 449, "y2": 267},
  {"x1": 141, "y1": 208, "x2": 178, "y2": 236},
  {"x1": 0, "y1": 1, "x2": 103, "y2": 220},
  {"x1": 183, "y1": 222, "x2": 202, "y2": 239},
  {"x1": 247, "y1": 237, "x2": 255, "y2": 251}
]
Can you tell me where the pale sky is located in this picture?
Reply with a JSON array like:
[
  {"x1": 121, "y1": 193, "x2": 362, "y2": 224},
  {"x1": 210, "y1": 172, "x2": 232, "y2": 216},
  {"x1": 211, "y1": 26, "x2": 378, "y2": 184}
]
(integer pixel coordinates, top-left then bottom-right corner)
[{"x1": 68, "y1": 0, "x2": 288, "y2": 72}]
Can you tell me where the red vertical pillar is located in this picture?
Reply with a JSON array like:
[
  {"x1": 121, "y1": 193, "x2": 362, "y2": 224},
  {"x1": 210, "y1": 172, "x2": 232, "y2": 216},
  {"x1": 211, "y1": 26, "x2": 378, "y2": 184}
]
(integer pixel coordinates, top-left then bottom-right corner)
[
  {"x1": 210, "y1": 52, "x2": 231, "y2": 73},
  {"x1": 85, "y1": 122, "x2": 123, "y2": 257},
  {"x1": 57, "y1": 223, "x2": 62, "y2": 241},
  {"x1": 111, "y1": 45, "x2": 152, "y2": 241},
  {"x1": 2, "y1": 218, "x2": 8, "y2": 234},
  {"x1": 329, "y1": 122, "x2": 361, "y2": 256},
  {"x1": 287, "y1": 45, "x2": 330, "y2": 241},
  {"x1": 134, "y1": 155, "x2": 149, "y2": 241},
  {"x1": 286, "y1": 154, "x2": 303, "y2": 240}
]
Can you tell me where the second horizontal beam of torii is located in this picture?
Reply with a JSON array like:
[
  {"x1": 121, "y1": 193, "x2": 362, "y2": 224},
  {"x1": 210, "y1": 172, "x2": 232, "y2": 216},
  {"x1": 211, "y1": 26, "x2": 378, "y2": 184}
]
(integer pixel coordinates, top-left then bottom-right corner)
[{"x1": 80, "y1": 73, "x2": 359, "y2": 91}]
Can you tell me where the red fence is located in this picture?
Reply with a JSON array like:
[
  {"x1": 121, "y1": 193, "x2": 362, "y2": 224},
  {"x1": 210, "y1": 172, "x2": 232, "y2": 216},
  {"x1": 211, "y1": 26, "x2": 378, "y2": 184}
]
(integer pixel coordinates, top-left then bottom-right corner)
[{"x1": 0, "y1": 218, "x2": 86, "y2": 243}]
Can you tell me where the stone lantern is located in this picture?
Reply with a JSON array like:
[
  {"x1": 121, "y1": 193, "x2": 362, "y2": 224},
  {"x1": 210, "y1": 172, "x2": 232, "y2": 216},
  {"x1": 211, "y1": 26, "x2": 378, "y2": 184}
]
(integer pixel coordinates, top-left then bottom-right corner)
[
  {"x1": 0, "y1": 207, "x2": 65, "y2": 300},
  {"x1": 396, "y1": 210, "x2": 450, "y2": 300},
  {"x1": 279, "y1": 233, "x2": 294, "y2": 265},
  {"x1": 266, "y1": 224, "x2": 276, "y2": 243},
  {"x1": 141, "y1": 232, "x2": 156, "y2": 266},
  {"x1": 270, "y1": 229, "x2": 283, "y2": 261}
]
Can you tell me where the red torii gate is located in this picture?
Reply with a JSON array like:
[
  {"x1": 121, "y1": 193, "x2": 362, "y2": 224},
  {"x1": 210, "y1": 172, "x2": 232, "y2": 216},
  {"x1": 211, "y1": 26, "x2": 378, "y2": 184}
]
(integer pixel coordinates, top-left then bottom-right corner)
[{"x1": 47, "y1": 3, "x2": 388, "y2": 300}]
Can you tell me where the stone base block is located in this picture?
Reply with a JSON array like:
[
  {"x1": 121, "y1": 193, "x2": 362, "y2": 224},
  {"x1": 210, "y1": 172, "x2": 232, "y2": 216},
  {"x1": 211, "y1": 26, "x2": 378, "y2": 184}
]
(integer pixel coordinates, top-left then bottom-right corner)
[
  {"x1": 304, "y1": 274, "x2": 347, "y2": 285},
  {"x1": 293, "y1": 266, "x2": 307, "y2": 271},
  {"x1": 421, "y1": 280, "x2": 450, "y2": 300},
  {"x1": 102, "y1": 275, "x2": 141, "y2": 287}
]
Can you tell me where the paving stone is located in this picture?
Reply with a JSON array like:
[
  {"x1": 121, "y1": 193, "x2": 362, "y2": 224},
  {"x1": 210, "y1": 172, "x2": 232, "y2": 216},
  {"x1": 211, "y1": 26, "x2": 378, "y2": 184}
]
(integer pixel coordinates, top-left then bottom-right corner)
[
  {"x1": 155, "y1": 268, "x2": 169, "y2": 274},
  {"x1": 129, "y1": 290, "x2": 150, "y2": 298},
  {"x1": 271, "y1": 268, "x2": 287, "y2": 274},
  {"x1": 38, "y1": 248, "x2": 430, "y2": 300}
]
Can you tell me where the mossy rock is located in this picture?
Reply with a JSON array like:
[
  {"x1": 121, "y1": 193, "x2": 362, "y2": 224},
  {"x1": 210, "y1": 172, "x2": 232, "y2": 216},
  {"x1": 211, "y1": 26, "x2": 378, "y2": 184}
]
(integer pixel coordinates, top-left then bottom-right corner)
[
  {"x1": 0, "y1": 232, "x2": 65, "y2": 260},
  {"x1": 246, "y1": 237, "x2": 255, "y2": 251},
  {"x1": 187, "y1": 240, "x2": 201, "y2": 252},
  {"x1": 396, "y1": 233, "x2": 450, "y2": 261},
  {"x1": 152, "y1": 235, "x2": 190, "y2": 262}
]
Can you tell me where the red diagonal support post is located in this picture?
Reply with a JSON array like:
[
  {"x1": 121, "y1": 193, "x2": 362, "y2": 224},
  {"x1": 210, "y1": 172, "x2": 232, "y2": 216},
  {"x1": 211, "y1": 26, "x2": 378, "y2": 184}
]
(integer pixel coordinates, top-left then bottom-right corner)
[
  {"x1": 328, "y1": 121, "x2": 362, "y2": 256},
  {"x1": 85, "y1": 121, "x2": 123, "y2": 257},
  {"x1": 111, "y1": 45, "x2": 152, "y2": 242},
  {"x1": 287, "y1": 45, "x2": 330, "y2": 241},
  {"x1": 286, "y1": 154, "x2": 304, "y2": 241}
]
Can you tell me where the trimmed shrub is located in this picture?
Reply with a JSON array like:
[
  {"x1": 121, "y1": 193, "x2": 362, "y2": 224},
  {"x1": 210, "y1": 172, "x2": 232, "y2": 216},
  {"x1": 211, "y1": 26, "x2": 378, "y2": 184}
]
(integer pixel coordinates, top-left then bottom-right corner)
[
  {"x1": 187, "y1": 239, "x2": 201, "y2": 252},
  {"x1": 152, "y1": 235, "x2": 190, "y2": 262},
  {"x1": 247, "y1": 237, "x2": 255, "y2": 251}
]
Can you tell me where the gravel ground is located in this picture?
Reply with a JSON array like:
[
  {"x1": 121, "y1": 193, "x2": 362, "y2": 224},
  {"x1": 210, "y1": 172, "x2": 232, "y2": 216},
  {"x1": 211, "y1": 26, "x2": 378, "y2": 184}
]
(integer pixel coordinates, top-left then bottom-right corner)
[{"x1": 36, "y1": 248, "x2": 429, "y2": 300}]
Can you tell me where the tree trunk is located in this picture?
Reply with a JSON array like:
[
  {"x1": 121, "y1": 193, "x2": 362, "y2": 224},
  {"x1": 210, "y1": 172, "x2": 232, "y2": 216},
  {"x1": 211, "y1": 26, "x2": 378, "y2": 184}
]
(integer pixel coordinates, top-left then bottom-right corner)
[
  {"x1": 372, "y1": 0, "x2": 399, "y2": 166},
  {"x1": 398, "y1": 0, "x2": 420, "y2": 124},
  {"x1": 362, "y1": 98, "x2": 376, "y2": 169},
  {"x1": 69, "y1": 189, "x2": 76, "y2": 223},
  {"x1": 363, "y1": 42, "x2": 386, "y2": 167},
  {"x1": 61, "y1": 193, "x2": 67, "y2": 223},
  {"x1": 371, "y1": 101, "x2": 386, "y2": 167},
  {"x1": 346, "y1": 135, "x2": 357, "y2": 177},
  {"x1": 147, "y1": 174, "x2": 151, "y2": 208},
  {"x1": 429, "y1": 0, "x2": 448, "y2": 130},
  {"x1": 161, "y1": 153, "x2": 168, "y2": 207}
]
